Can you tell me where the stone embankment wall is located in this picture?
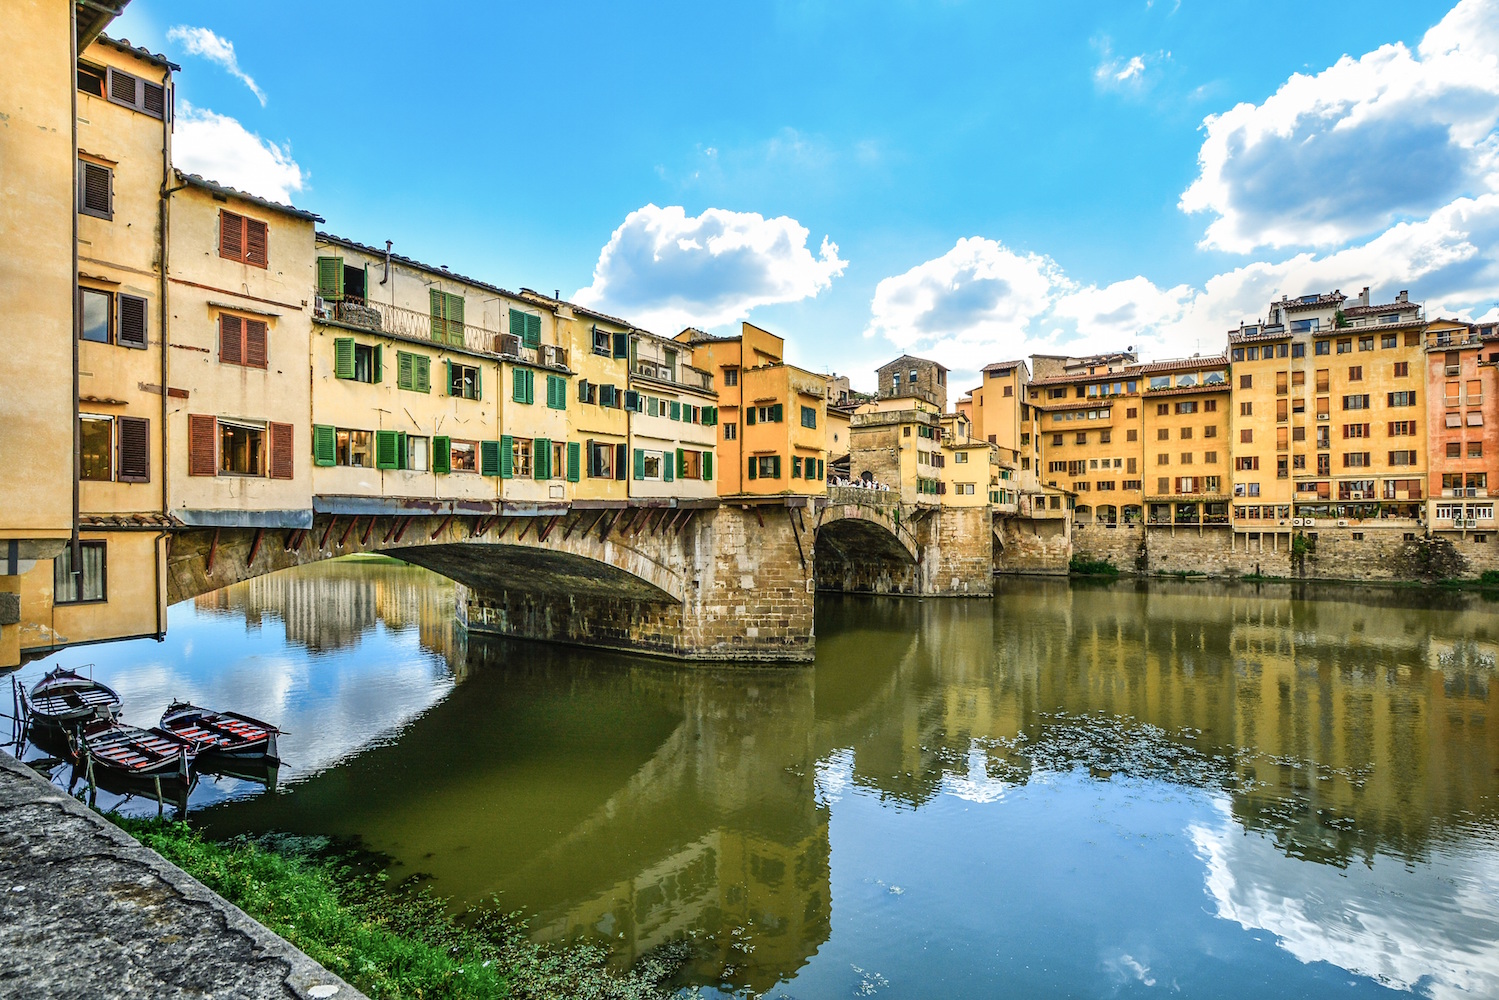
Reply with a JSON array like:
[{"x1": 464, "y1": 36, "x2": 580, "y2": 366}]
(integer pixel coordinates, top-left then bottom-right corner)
[
  {"x1": 916, "y1": 506, "x2": 994, "y2": 596},
  {"x1": 994, "y1": 514, "x2": 1069, "y2": 575}
]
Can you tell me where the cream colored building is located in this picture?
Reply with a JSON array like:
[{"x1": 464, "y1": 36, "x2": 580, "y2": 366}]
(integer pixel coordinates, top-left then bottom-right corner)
[{"x1": 626, "y1": 332, "x2": 718, "y2": 500}]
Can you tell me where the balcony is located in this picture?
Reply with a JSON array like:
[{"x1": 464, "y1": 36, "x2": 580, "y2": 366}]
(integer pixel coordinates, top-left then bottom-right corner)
[
  {"x1": 1442, "y1": 488, "x2": 1492, "y2": 498},
  {"x1": 495, "y1": 333, "x2": 569, "y2": 370},
  {"x1": 316, "y1": 297, "x2": 505, "y2": 359}
]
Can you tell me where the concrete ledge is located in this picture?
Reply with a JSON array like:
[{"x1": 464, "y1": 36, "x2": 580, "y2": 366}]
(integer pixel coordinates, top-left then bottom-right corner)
[{"x1": 0, "y1": 750, "x2": 368, "y2": 1000}]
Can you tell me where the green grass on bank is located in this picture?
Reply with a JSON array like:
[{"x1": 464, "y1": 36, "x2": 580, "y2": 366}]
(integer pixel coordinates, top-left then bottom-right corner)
[{"x1": 115, "y1": 818, "x2": 684, "y2": 1000}]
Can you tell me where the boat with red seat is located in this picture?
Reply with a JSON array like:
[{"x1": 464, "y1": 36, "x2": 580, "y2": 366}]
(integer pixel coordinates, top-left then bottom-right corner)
[
  {"x1": 24, "y1": 666, "x2": 122, "y2": 729},
  {"x1": 159, "y1": 701, "x2": 280, "y2": 764}
]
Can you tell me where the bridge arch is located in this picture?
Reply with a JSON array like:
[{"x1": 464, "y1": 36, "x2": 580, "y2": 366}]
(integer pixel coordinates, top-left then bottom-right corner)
[{"x1": 813, "y1": 494, "x2": 922, "y2": 594}]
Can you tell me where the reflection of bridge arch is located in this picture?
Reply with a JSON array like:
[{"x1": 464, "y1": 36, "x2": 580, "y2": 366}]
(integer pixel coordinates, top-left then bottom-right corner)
[{"x1": 165, "y1": 509, "x2": 699, "y2": 608}]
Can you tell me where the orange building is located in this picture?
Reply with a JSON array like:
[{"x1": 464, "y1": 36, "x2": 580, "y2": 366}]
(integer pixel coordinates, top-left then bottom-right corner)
[{"x1": 1426, "y1": 320, "x2": 1499, "y2": 535}]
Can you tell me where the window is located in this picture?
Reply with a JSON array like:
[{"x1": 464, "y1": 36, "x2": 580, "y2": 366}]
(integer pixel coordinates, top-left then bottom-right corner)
[
  {"x1": 1317, "y1": 426, "x2": 1330, "y2": 449},
  {"x1": 1240, "y1": 374, "x2": 1252, "y2": 389},
  {"x1": 750, "y1": 455, "x2": 781, "y2": 479},
  {"x1": 750, "y1": 403, "x2": 783, "y2": 423},
  {"x1": 512, "y1": 368, "x2": 535, "y2": 404},
  {"x1": 1003, "y1": 385, "x2": 1013, "y2": 397},
  {"x1": 1447, "y1": 442, "x2": 1461, "y2": 459},
  {"x1": 1157, "y1": 403, "x2": 1170, "y2": 416},
  {"x1": 801, "y1": 405, "x2": 818, "y2": 429},
  {"x1": 452, "y1": 439, "x2": 479, "y2": 473},
  {"x1": 545, "y1": 374, "x2": 567, "y2": 410},
  {"x1": 1232, "y1": 347, "x2": 1245, "y2": 362},
  {"x1": 1359, "y1": 336, "x2": 1374, "y2": 352},
  {"x1": 406, "y1": 435, "x2": 430, "y2": 472},
  {"x1": 592, "y1": 327, "x2": 612, "y2": 356},
  {"x1": 1389, "y1": 450, "x2": 1418, "y2": 466},
  {"x1": 77, "y1": 63, "x2": 106, "y2": 96},
  {"x1": 1100, "y1": 431, "x2": 1112, "y2": 444},
  {"x1": 1343, "y1": 394, "x2": 1370, "y2": 410},
  {"x1": 397, "y1": 351, "x2": 432, "y2": 393},
  {"x1": 1315, "y1": 340, "x2": 1330, "y2": 356},
  {"x1": 1076, "y1": 432, "x2": 1087, "y2": 445},
  {"x1": 1337, "y1": 339, "x2": 1352, "y2": 354},
  {"x1": 587, "y1": 441, "x2": 614, "y2": 479},
  {"x1": 509, "y1": 309, "x2": 542, "y2": 349},
  {"x1": 1394, "y1": 361, "x2": 1409, "y2": 377},
  {"x1": 221, "y1": 421, "x2": 267, "y2": 475},
  {"x1": 335, "y1": 428, "x2": 373, "y2": 469},
  {"x1": 1204, "y1": 399, "x2": 1218, "y2": 413},
  {"x1": 79, "y1": 416, "x2": 113, "y2": 481},
  {"x1": 1180, "y1": 452, "x2": 1194, "y2": 465},
  {"x1": 219, "y1": 314, "x2": 267, "y2": 368},
  {"x1": 1157, "y1": 428, "x2": 1170, "y2": 441},
  {"x1": 78, "y1": 160, "x2": 112, "y2": 219},
  {"x1": 1052, "y1": 434, "x2": 1063, "y2": 446},
  {"x1": 1235, "y1": 456, "x2": 1259, "y2": 471},
  {"x1": 679, "y1": 449, "x2": 704, "y2": 479},
  {"x1": 1388, "y1": 420, "x2": 1417, "y2": 436},
  {"x1": 1203, "y1": 426, "x2": 1217, "y2": 439},
  {"x1": 1157, "y1": 453, "x2": 1170, "y2": 466},
  {"x1": 1245, "y1": 347, "x2": 1260, "y2": 361},
  {"x1": 724, "y1": 422, "x2": 738, "y2": 440},
  {"x1": 1240, "y1": 429, "x2": 1253, "y2": 444},
  {"x1": 1317, "y1": 454, "x2": 1331, "y2": 476},
  {"x1": 1240, "y1": 401, "x2": 1253, "y2": 416},
  {"x1": 54, "y1": 541, "x2": 106, "y2": 604},
  {"x1": 1292, "y1": 343, "x2": 1306, "y2": 358},
  {"x1": 723, "y1": 367, "x2": 739, "y2": 386},
  {"x1": 78, "y1": 288, "x2": 148, "y2": 348},
  {"x1": 1383, "y1": 334, "x2": 1398, "y2": 349},
  {"x1": 219, "y1": 210, "x2": 269, "y2": 268},
  {"x1": 104, "y1": 67, "x2": 166, "y2": 118},
  {"x1": 1176, "y1": 401, "x2": 1198, "y2": 415},
  {"x1": 1469, "y1": 412, "x2": 1485, "y2": 427},
  {"x1": 1348, "y1": 366, "x2": 1363, "y2": 381},
  {"x1": 909, "y1": 368, "x2": 919, "y2": 383},
  {"x1": 1388, "y1": 391, "x2": 1417, "y2": 407},
  {"x1": 1343, "y1": 452, "x2": 1371, "y2": 468},
  {"x1": 1342, "y1": 423, "x2": 1370, "y2": 438},
  {"x1": 450, "y1": 362, "x2": 481, "y2": 400}
]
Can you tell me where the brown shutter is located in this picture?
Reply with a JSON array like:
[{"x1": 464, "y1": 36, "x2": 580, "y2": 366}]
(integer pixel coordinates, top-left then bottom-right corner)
[
  {"x1": 82, "y1": 162, "x2": 112, "y2": 217},
  {"x1": 269, "y1": 422, "x2": 294, "y2": 480},
  {"x1": 220, "y1": 314, "x2": 243, "y2": 365},
  {"x1": 245, "y1": 218, "x2": 269, "y2": 267},
  {"x1": 245, "y1": 319, "x2": 268, "y2": 368},
  {"x1": 108, "y1": 68, "x2": 138, "y2": 107},
  {"x1": 188, "y1": 415, "x2": 217, "y2": 476},
  {"x1": 118, "y1": 295, "x2": 147, "y2": 348},
  {"x1": 117, "y1": 416, "x2": 150, "y2": 483},
  {"x1": 142, "y1": 81, "x2": 166, "y2": 119},
  {"x1": 219, "y1": 210, "x2": 244, "y2": 261}
]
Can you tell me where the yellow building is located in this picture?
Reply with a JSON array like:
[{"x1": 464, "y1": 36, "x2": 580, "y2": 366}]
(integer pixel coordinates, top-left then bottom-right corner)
[
  {"x1": 1228, "y1": 288, "x2": 1427, "y2": 530},
  {"x1": 1029, "y1": 367, "x2": 1145, "y2": 525},
  {"x1": 626, "y1": 331, "x2": 718, "y2": 501},
  {"x1": 1138, "y1": 357, "x2": 1231, "y2": 527},
  {"x1": 679, "y1": 323, "x2": 828, "y2": 497},
  {"x1": 937, "y1": 412, "x2": 995, "y2": 507},
  {"x1": 964, "y1": 360, "x2": 1041, "y2": 490}
]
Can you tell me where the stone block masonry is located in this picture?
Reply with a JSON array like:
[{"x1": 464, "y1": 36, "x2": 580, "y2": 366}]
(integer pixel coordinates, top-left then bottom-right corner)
[
  {"x1": 0, "y1": 750, "x2": 367, "y2": 1000},
  {"x1": 995, "y1": 514, "x2": 1070, "y2": 575}
]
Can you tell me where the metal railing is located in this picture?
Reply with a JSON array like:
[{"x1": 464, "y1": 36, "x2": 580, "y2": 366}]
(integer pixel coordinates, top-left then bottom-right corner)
[{"x1": 317, "y1": 298, "x2": 504, "y2": 357}]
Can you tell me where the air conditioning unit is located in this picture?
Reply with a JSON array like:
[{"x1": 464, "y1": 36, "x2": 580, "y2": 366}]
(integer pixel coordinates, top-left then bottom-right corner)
[
  {"x1": 543, "y1": 345, "x2": 561, "y2": 366},
  {"x1": 1337, "y1": 519, "x2": 1350, "y2": 527},
  {"x1": 1291, "y1": 517, "x2": 1305, "y2": 526},
  {"x1": 1304, "y1": 518, "x2": 1317, "y2": 527},
  {"x1": 1467, "y1": 488, "x2": 1479, "y2": 498},
  {"x1": 1278, "y1": 519, "x2": 1290, "y2": 526}
]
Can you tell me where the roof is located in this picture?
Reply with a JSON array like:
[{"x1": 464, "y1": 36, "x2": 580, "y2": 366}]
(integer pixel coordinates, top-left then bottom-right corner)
[
  {"x1": 317, "y1": 232, "x2": 514, "y2": 298},
  {"x1": 1278, "y1": 291, "x2": 1346, "y2": 313},
  {"x1": 1030, "y1": 366, "x2": 1144, "y2": 387},
  {"x1": 96, "y1": 33, "x2": 180, "y2": 71},
  {"x1": 1034, "y1": 398, "x2": 1127, "y2": 413},
  {"x1": 676, "y1": 327, "x2": 731, "y2": 344},
  {"x1": 1142, "y1": 383, "x2": 1229, "y2": 398},
  {"x1": 876, "y1": 354, "x2": 948, "y2": 374},
  {"x1": 982, "y1": 359, "x2": 1028, "y2": 374},
  {"x1": 1227, "y1": 326, "x2": 1290, "y2": 344},
  {"x1": 516, "y1": 288, "x2": 643, "y2": 333},
  {"x1": 1344, "y1": 301, "x2": 1420, "y2": 317},
  {"x1": 1136, "y1": 355, "x2": 1228, "y2": 375},
  {"x1": 177, "y1": 172, "x2": 323, "y2": 222}
]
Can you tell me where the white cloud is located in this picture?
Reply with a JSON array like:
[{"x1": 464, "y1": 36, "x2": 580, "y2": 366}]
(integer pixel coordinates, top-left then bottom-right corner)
[
  {"x1": 1093, "y1": 40, "x2": 1165, "y2": 91},
  {"x1": 1181, "y1": 0, "x2": 1499, "y2": 253},
  {"x1": 173, "y1": 101, "x2": 306, "y2": 205},
  {"x1": 573, "y1": 204, "x2": 846, "y2": 333},
  {"x1": 167, "y1": 25, "x2": 266, "y2": 106}
]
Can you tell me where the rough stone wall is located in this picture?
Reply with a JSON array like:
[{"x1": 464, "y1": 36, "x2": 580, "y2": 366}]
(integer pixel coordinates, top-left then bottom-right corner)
[
  {"x1": 917, "y1": 506, "x2": 993, "y2": 595},
  {"x1": 995, "y1": 514, "x2": 1070, "y2": 574},
  {"x1": 460, "y1": 585, "x2": 689, "y2": 657},
  {"x1": 1071, "y1": 524, "x2": 1146, "y2": 573},
  {"x1": 1142, "y1": 526, "x2": 1264, "y2": 577}
]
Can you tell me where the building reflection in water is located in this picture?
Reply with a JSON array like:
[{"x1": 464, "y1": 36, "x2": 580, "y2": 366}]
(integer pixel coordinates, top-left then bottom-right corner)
[{"x1": 96, "y1": 563, "x2": 1499, "y2": 996}]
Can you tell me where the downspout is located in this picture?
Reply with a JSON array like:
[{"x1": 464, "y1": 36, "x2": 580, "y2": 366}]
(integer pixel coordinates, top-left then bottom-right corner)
[
  {"x1": 382, "y1": 240, "x2": 391, "y2": 284},
  {"x1": 156, "y1": 66, "x2": 172, "y2": 638},
  {"x1": 70, "y1": 1, "x2": 81, "y2": 576}
]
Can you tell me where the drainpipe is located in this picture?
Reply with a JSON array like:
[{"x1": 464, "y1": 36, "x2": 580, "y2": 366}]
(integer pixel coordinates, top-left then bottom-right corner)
[
  {"x1": 382, "y1": 240, "x2": 391, "y2": 284},
  {"x1": 157, "y1": 64, "x2": 172, "y2": 637},
  {"x1": 70, "y1": 1, "x2": 81, "y2": 575}
]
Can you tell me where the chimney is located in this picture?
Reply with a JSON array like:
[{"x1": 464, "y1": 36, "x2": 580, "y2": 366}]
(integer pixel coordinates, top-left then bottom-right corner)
[
  {"x1": 1398, "y1": 290, "x2": 1409, "y2": 303},
  {"x1": 1360, "y1": 286, "x2": 1370, "y2": 307}
]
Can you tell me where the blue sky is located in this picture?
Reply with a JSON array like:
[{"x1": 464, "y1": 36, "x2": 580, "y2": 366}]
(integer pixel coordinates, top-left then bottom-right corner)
[{"x1": 113, "y1": 1, "x2": 1499, "y2": 391}]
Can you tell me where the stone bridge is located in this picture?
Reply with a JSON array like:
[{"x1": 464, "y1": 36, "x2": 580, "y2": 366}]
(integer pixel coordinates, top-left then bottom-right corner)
[{"x1": 150, "y1": 491, "x2": 993, "y2": 664}]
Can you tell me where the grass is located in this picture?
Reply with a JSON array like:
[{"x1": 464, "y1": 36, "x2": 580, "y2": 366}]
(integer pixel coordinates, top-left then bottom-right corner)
[
  {"x1": 115, "y1": 818, "x2": 684, "y2": 1000},
  {"x1": 1068, "y1": 555, "x2": 1119, "y2": 577}
]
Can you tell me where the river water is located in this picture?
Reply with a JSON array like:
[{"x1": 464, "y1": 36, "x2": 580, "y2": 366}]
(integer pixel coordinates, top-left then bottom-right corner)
[{"x1": 18, "y1": 559, "x2": 1499, "y2": 998}]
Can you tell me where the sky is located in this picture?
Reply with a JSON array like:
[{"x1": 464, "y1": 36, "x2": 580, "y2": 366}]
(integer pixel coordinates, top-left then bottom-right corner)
[{"x1": 110, "y1": 0, "x2": 1499, "y2": 393}]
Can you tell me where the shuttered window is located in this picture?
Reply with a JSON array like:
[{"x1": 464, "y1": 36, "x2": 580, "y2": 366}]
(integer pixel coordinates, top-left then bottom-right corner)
[
  {"x1": 433, "y1": 436, "x2": 452, "y2": 474},
  {"x1": 376, "y1": 430, "x2": 400, "y2": 470},
  {"x1": 118, "y1": 295, "x2": 147, "y2": 349},
  {"x1": 317, "y1": 256, "x2": 344, "y2": 301},
  {"x1": 78, "y1": 161, "x2": 112, "y2": 219},
  {"x1": 567, "y1": 442, "x2": 581, "y2": 482},
  {"x1": 532, "y1": 438, "x2": 551, "y2": 480},
  {"x1": 546, "y1": 374, "x2": 567, "y2": 410},
  {"x1": 219, "y1": 314, "x2": 267, "y2": 367},
  {"x1": 219, "y1": 210, "x2": 269, "y2": 268},
  {"x1": 481, "y1": 440, "x2": 502, "y2": 477},
  {"x1": 106, "y1": 67, "x2": 166, "y2": 119},
  {"x1": 512, "y1": 368, "x2": 535, "y2": 404},
  {"x1": 312, "y1": 425, "x2": 336, "y2": 466},
  {"x1": 510, "y1": 310, "x2": 542, "y2": 350},
  {"x1": 269, "y1": 422, "x2": 294, "y2": 479},
  {"x1": 703, "y1": 451, "x2": 714, "y2": 481},
  {"x1": 612, "y1": 332, "x2": 629, "y2": 359},
  {"x1": 188, "y1": 415, "x2": 217, "y2": 476},
  {"x1": 397, "y1": 351, "x2": 431, "y2": 392},
  {"x1": 429, "y1": 290, "x2": 465, "y2": 346},
  {"x1": 117, "y1": 416, "x2": 150, "y2": 483}
]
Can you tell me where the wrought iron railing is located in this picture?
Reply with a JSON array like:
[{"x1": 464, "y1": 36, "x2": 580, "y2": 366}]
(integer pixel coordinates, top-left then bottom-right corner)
[{"x1": 316, "y1": 298, "x2": 504, "y2": 358}]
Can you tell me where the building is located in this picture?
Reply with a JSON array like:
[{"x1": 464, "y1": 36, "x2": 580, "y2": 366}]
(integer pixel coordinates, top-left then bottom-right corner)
[
  {"x1": 1426, "y1": 319, "x2": 1499, "y2": 536},
  {"x1": 679, "y1": 323, "x2": 829, "y2": 497},
  {"x1": 963, "y1": 360, "x2": 1041, "y2": 491},
  {"x1": 875, "y1": 355, "x2": 948, "y2": 411},
  {"x1": 1029, "y1": 363, "x2": 1145, "y2": 524},
  {"x1": 1139, "y1": 357, "x2": 1231, "y2": 528},
  {"x1": 625, "y1": 331, "x2": 718, "y2": 501}
]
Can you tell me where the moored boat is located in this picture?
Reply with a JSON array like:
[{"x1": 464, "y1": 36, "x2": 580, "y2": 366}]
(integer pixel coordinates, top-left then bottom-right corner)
[
  {"x1": 74, "y1": 719, "x2": 194, "y2": 780},
  {"x1": 24, "y1": 666, "x2": 122, "y2": 729},
  {"x1": 159, "y1": 701, "x2": 280, "y2": 763}
]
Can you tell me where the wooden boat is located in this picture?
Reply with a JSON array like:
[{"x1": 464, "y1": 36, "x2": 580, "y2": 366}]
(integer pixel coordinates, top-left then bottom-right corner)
[
  {"x1": 74, "y1": 719, "x2": 194, "y2": 780},
  {"x1": 159, "y1": 701, "x2": 280, "y2": 764},
  {"x1": 24, "y1": 666, "x2": 121, "y2": 728}
]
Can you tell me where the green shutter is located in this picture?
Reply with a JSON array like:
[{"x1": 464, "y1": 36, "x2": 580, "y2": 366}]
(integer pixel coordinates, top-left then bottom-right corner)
[
  {"x1": 396, "y1": 431, "x2": 408, "y2": 471},
  {"x1": 317, "y1": 256, "x2": 343, "y2": 302},
  {"x1": 746, "y1": 407, "x2": 757, "y2": 426},
  {"x1": 702, "y1": 451, "x2": 713, "y2": 480},
  {"x1": 702, "y1": 406, "x2": 716, "y2": 426},
  {"x1": 612, "y1": 332, "x2": 628, "y2": 359},
  {"x1": 526, "y1": 369, "x2": 535, "y2": 404},
  {"x1": 376, "y1": 430, "x2": 399, "y2": 470},
  {"x1": 415, "y1": 356, "x2": 431, "y2": 393},
  {"x1": 669, "y1": 401, "x2": 681, "y2": 421},
  {"x1": 771, "y1": 455, "x2": 781, "y2": 478},
  {"x1": 499, "y1": 435, "x2": 513, "y2": 478},
  {"x1": 430, "y1": 289, "x2": 446, "y2": 343},
  {"x1": 663, "y1": 450, "x2": 674, "y2": 482},
  {"x1": 567, "y1": 441, "x2": 580, "y2": 482},
  {"x1": 748, "y1": 456, "x2": 758, "y2": 480},
  {"x1": 547, "y1": 374, "x2": 566, "y2": 409},
  {"x1": 481, "y1": 440, "x2": 501, "y2": 477},
  {"x1": 313, "y1": 424, "x2": 336, "y2": 466},
  {"x1": 433, "y1": 436, "x2": 451, "y2": 474},
  {"x1": 510, "y1": 309, "x2": 525, "y2": 339},
  {"x1": 534, "y1": 438, "x2": 549, "y2": 480},
  {"x1": 334, "y1": 337, "x2": 355, "y2": 379},
  {"x1": 473, "y1": 364, "x2": 482, "y2": 401},
  {"x1": 525, "y1": 313, "x2": 541, "y2": 350},
  {"x1": 373, "y1": 344, "x2": 383, "y2": 384},
  {"x1": 445, "y1": 360, "x2": 453, "y2": 396},
  {"x1": 513, "y1": 368, "x2": 526, "y2": 403},
  {"x1": 447, "y1": 294, "x2": 465, "y2": 346},
  {"x1": 817, "y1": 458, "x2": 825, "y2": 479},
  {"x1": 772, "y1": 403, "x2": 783, "y2": 422},
  {"x1": 633, "y1": 448, "x2": 645, "y2": 480},
  {"x1": 397, "y1": 351, "x2": 414, "y2": 390}
]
